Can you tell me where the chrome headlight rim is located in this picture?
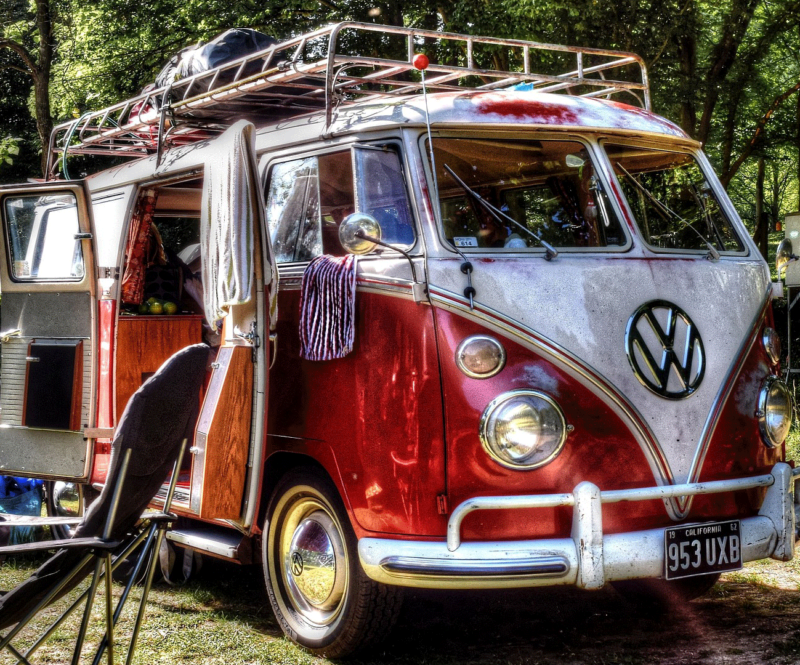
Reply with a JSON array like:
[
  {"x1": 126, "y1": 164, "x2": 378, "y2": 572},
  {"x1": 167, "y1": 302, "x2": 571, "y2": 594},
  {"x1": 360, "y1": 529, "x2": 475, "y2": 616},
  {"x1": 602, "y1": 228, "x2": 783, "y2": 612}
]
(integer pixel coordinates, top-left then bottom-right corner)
[
  {"x1": 757, "y1": 376, "x2": 793, "y2": 449},
  {"x1": 479, "y1": 389, "x2": 567, "y2": 470},
  {"x1": 762, "y1": 327, "x2": 781, "y2": 366},
  {"x1": 455, "y1": 334, "x2": 507, "y2": 379}
]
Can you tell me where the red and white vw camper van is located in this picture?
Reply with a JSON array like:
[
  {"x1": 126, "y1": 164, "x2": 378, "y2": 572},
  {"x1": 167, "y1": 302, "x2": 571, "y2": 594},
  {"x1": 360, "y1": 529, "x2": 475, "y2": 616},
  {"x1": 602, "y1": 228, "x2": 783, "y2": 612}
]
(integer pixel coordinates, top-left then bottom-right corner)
[{"x1": 0, "y1": 22, "x2": 796, "y2": 657}]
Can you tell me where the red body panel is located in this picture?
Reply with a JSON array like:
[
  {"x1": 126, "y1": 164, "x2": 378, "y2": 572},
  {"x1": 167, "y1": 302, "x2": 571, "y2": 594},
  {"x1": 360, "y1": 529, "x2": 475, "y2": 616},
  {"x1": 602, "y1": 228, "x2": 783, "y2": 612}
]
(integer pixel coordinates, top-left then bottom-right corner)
[
  {"x1": 432, "y1": 306, "x2": 780, "y2": 542},
  {"x1": 90, "y1": 299, "x2": 116, "y2": 485},
  {"x1": 267, "y1": 284, "x2": 447, "y2": 537}
]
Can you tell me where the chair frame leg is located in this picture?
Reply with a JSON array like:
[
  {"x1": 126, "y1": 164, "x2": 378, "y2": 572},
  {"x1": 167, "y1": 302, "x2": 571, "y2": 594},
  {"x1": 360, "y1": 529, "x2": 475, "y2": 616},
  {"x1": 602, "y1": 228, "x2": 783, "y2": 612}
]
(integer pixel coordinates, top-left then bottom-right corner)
[
  {"x1": 2, "y1": 441, "x2": 188, "y2": 665},
  {"x1": 11, "y1": 528, "x2": 151, "y2": 665}
]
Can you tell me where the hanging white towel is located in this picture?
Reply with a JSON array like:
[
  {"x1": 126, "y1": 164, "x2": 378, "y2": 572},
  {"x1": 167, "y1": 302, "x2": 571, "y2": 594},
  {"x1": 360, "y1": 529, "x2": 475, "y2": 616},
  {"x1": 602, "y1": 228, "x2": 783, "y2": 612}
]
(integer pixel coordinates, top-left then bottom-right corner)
[{"x1": 200, "y1": 119, "x2": 258, "y2": 325}]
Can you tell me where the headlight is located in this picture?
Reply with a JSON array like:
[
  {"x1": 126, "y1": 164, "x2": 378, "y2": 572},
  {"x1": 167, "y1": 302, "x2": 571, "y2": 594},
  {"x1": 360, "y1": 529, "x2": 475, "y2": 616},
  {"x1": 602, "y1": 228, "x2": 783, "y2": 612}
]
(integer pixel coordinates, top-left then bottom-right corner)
[
  {"x1": 762, "y1": 327, "x2": 781, "y2": 366},
  {"x1": 757, "y1": 377, "x2": 793, "y2": 448},
  {"x1": 480, "y1": 390, "x2": 567, "y2": 469}
]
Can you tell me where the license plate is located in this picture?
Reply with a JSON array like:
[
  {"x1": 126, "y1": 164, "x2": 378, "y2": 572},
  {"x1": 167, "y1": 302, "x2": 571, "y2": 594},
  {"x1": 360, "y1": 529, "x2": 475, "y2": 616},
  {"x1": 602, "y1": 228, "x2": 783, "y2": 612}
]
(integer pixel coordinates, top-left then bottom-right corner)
[{"x1": 664, "y1": 520, "x2": 742, "y2": 580}]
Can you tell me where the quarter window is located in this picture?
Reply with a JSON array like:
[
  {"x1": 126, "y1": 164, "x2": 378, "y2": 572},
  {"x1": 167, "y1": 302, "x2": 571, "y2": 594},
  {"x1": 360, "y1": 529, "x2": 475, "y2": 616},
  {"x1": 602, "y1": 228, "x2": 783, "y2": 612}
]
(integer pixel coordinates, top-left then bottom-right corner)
[{"x1": 3, "y1": 194, "x2": 84, "y2": 280}]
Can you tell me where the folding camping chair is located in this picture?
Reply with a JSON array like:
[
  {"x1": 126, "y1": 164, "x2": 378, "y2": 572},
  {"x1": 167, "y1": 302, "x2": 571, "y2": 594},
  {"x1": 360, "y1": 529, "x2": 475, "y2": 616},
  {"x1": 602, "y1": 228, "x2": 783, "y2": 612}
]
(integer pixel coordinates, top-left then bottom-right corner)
[{"x1": 0, "y1": 343, "x2": 210, "y2": 665}]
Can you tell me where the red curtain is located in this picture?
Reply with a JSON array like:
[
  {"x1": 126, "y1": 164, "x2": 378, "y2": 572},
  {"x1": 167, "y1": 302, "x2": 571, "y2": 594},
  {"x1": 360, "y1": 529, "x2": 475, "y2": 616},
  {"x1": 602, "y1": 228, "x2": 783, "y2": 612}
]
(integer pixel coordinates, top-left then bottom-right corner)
[{"x1": 121, "y1": 188, "x2": 159, "y2": 304}]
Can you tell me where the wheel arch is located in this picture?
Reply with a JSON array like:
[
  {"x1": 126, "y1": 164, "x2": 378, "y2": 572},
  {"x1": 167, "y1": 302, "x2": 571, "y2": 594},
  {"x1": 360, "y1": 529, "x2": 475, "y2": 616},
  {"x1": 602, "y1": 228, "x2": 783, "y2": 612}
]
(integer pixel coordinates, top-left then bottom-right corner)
[{"x1": 257, "y1": 451, "x2": 350, "y2": 536}]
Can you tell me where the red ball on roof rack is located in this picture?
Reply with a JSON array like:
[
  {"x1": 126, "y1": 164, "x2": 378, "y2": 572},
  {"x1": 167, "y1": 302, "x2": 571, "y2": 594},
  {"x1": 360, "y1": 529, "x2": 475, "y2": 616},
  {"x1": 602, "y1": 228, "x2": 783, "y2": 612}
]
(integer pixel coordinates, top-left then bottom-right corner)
[{"x1": 413, "y1": 54, "x2": 429, "y2": 71}]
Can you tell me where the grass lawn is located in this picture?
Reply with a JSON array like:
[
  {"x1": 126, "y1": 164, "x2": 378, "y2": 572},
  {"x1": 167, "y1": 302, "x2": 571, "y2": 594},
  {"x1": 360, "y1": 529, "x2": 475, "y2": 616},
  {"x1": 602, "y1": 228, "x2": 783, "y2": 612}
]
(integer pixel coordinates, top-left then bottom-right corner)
[{"x1": 1, "y1": 402, "x2": 798, "y2": 664}]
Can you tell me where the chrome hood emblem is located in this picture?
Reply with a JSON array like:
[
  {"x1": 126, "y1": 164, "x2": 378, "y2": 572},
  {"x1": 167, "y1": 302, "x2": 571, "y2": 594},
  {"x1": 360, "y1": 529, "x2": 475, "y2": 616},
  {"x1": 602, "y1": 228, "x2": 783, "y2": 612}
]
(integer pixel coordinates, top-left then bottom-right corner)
[{"x1": 625, "y1": 300, "x2": 705, "y2": 399}]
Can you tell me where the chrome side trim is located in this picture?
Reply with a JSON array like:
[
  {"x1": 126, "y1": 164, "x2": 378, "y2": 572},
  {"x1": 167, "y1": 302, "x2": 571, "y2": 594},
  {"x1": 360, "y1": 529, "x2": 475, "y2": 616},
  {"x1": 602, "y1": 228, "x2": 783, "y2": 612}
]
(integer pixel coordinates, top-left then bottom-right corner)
[{"x1": 381, "y1": 555, "x2": 570, "y2": 578}]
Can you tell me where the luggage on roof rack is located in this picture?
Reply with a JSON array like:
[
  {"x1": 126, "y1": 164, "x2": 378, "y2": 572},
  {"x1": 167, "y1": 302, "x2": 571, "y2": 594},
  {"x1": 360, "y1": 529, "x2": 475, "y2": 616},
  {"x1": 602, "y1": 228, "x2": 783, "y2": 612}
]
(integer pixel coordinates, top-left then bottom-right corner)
[
  {"x1": 47, "y1": 22, "x2": 650, "y2": 178},
  {"x1": 154, "y1": 28, "x2": 279, "y2": 90}
]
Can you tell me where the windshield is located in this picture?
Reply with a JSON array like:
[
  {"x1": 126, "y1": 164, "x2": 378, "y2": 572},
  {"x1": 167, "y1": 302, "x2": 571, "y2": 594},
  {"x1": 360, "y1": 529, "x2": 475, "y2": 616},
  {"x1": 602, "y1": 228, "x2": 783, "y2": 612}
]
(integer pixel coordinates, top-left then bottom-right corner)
[
  {"x1": 603, "y1": 143, "x2": 744, "y2": 254},
  {"x1": 429, "y1": 138, "x2": 626, "y2": 251}
]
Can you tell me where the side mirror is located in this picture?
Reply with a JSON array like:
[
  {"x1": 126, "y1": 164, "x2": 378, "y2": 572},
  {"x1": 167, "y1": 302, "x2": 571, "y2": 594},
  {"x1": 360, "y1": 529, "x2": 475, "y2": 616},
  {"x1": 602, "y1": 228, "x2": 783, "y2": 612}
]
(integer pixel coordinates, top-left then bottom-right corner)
[
  {"x1": 339, "y1": 213, "x2": 382, "y2": 255},
  {"x1": 776, "y1": 238, "x2": 796, "y2": 278}
]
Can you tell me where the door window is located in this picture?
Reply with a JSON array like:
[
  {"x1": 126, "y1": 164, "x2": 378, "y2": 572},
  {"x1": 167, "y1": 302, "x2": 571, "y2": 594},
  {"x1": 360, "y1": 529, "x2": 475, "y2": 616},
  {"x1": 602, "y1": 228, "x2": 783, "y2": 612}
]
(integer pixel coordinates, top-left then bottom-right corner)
[
  {"x1": 266, "y1": 145, "x2": 416, "y2": 263},
  {"x1": 3, "y1": 193, "x2": 84, "y2": 280}
]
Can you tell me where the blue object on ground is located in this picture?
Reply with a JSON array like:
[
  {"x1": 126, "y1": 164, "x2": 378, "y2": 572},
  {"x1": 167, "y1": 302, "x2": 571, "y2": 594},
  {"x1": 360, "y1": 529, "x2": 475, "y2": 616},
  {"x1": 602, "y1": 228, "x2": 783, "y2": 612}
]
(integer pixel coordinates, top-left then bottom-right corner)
[{"x1": 0, "y1": 477, "x2": 44, "y2": 545}]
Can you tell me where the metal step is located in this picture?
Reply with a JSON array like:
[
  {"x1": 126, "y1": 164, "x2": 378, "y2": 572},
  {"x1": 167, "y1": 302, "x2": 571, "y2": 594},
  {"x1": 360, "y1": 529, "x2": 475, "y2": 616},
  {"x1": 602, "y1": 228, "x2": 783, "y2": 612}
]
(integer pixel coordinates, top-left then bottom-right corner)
[{"x1": 166, "y1": 524, "x2": 252, "y2": 563}]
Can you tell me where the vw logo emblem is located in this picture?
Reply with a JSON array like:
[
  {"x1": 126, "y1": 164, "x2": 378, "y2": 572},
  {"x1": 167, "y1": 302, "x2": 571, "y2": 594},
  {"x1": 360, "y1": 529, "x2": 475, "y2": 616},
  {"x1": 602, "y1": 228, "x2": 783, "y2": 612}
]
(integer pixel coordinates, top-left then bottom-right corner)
[
  {"x1": 625, "y1": 300, "x2": 705, "y2": 399},
  {"x1": 291, "y1": 551, "x2": 304, "y2": 577}
]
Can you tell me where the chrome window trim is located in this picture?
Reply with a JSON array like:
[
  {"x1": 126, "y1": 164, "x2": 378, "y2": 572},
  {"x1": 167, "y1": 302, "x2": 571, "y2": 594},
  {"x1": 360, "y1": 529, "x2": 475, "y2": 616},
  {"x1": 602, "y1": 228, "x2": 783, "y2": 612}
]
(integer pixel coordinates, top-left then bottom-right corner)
[
  {"x1": 260, "y1": 136, "x2": 421, "y2": 263},
  {"x1": 1, "y1": 192, "x2": 87, "y2": 284}
]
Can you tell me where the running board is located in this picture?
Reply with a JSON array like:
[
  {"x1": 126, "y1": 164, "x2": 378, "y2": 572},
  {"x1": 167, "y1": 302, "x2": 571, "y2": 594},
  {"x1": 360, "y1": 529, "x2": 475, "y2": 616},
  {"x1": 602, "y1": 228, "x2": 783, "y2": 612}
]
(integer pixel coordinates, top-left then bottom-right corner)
[{"x1": 166, "y1": 525, "x2": 252, "y2": 563}]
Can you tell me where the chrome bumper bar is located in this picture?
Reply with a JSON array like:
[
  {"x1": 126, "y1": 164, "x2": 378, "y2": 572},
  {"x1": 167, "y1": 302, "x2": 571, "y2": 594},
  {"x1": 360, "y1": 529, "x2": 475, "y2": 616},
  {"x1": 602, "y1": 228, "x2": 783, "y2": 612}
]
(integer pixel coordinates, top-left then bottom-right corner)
[{"x1": 358, "y1": 463, "x2": 798, "y2": 590}]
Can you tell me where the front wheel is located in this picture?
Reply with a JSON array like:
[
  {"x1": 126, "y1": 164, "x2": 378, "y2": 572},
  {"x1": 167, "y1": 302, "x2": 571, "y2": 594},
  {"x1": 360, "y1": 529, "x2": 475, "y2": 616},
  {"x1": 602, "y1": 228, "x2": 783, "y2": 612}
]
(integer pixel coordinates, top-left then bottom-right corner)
[{"x1": 262, "y1": 468, "x2": 402, "y2": 658}]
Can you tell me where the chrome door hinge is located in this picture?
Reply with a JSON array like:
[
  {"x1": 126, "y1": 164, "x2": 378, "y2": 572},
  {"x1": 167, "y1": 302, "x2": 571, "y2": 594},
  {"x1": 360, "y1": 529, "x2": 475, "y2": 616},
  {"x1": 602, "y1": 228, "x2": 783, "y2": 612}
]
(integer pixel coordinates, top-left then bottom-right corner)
[
  {"x1": 234, "y1": 323, "x2": 260, "y2": 348},
  {"x1": 96, "y1": 267, "x2": 120, "y2": 279}
]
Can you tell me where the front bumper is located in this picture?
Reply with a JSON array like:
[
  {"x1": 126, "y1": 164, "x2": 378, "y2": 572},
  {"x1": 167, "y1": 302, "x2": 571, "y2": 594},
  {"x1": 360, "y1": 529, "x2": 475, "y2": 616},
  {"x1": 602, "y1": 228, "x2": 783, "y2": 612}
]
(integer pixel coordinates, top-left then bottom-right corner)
[{"x1": 358, "y1": 463, "x2": 798, "y2": 590}]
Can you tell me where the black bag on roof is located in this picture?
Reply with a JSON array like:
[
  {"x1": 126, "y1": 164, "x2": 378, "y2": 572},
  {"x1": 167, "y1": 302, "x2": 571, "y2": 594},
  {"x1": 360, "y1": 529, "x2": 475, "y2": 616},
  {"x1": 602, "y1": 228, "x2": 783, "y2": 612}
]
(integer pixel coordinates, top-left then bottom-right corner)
[{"x1": 155, "y1": 28, "x2": 278, "y2": 88}]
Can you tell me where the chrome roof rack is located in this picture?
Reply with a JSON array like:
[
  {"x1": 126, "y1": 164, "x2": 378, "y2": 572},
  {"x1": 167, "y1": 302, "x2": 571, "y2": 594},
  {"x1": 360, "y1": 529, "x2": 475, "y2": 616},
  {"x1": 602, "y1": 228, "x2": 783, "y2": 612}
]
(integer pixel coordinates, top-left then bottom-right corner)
[{"x1": 47, "y1": 22, "x2": 649, "y2": 177}]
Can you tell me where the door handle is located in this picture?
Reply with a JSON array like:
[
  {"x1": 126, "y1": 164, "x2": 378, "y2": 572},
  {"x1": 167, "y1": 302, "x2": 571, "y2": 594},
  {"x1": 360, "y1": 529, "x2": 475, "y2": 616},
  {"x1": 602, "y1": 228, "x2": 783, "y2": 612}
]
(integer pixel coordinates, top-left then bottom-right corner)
[
  {"x1": 269, "y1": 333, "x2": 278, "y2": 370},
  {"x1": 25, "y1": 357, "x2": 40, "y2": 363},
  {"x1": 0, "y1": 329, "x2": 21, "y2": 343}
]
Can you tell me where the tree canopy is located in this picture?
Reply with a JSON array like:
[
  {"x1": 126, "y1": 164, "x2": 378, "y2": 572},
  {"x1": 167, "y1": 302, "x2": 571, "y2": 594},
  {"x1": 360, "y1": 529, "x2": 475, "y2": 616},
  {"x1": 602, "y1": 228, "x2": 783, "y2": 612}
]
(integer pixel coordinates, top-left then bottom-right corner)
[{"x1": 0, "y1": 0, "x2": 798, "y2": 239}]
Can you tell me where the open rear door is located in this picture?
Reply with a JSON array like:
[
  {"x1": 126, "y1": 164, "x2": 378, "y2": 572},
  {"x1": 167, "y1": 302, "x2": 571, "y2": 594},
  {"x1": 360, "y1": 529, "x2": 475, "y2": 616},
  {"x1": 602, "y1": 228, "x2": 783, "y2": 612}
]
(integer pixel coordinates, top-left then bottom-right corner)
[{"x1": 0, "y1": 182, "x2": 97, "y2": 480}]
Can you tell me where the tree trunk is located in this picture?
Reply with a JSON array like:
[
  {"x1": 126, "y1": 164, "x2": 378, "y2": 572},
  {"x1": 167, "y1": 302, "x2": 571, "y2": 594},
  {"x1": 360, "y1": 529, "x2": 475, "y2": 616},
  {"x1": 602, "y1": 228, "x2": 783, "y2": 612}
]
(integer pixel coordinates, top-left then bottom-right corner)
[
  {"x1": 720, "y1": 88, "x2": 742, "y2": 179},
  {"x1": 676, "y1": 31, "x2": 697, "y2": 138},
  {"x1": 754, "y1": 155, "x2": 768, "y2": 260},
  {"x1": 696, "y1": 0, "x2": 760, "y2": 146},
  {"x1": 35, "y1": 0, "x2": 53, "y2": 176}
]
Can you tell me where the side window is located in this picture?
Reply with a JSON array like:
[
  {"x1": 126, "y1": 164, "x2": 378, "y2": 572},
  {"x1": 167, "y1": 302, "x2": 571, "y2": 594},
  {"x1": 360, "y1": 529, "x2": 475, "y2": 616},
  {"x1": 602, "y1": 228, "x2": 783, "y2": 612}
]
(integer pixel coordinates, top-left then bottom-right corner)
[
  {"x1": 266, "y1": 152, "x2": 353, "y2": 263},
  {"x1": 353, "y1": 147, "x2": 415, "y2": 247},
  {"x1": 2, "y1": 193, "x2": 84, "y2": 280},
  {"x1": 265, "y1": 145, "x2": 416, "y2": 263}
]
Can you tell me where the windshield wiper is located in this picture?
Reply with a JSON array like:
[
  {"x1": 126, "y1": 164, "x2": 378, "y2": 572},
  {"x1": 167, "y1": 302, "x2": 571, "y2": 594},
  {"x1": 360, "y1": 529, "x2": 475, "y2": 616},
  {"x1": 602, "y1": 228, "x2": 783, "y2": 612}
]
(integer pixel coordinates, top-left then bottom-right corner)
[
  {"x1": 617, "y1": 164, "x2": 720, "y2": 261},
  {"x1": 443, "y1": 164, "x2": 558, "y2": 261}
]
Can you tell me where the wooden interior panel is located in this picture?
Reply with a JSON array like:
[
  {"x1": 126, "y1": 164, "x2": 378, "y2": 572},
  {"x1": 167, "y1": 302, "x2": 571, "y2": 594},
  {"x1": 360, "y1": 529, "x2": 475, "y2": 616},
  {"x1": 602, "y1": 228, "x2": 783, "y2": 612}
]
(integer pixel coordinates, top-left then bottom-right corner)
[
  {"x1": 115, "y1": 315, "x2": 203, "y2": 417},
  {"x1": 191, "y1": 345, "x2": 253, "y2": 520}
]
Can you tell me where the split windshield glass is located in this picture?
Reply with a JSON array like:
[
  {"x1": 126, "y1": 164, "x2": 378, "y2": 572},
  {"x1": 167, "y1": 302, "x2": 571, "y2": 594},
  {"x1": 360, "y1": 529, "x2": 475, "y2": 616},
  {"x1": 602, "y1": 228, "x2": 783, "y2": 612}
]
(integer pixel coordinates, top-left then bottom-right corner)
[
  {"x1": 603, "y1": 143, "x2": 744, "y2": 254},
  {"x1": 429, "y1": 138, "x2": 626, "y2": 251}
]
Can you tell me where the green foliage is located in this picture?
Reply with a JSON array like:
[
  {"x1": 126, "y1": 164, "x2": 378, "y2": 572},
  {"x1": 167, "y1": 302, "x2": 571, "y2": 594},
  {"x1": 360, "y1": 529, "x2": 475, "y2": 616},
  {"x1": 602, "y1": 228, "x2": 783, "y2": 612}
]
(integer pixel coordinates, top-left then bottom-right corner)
[
  {"x1": 0, "y1": 0, "x2": 797, "y2": 219},
  {"x1": 0, "y1": 135, "x2": 20, "y2": 165}
]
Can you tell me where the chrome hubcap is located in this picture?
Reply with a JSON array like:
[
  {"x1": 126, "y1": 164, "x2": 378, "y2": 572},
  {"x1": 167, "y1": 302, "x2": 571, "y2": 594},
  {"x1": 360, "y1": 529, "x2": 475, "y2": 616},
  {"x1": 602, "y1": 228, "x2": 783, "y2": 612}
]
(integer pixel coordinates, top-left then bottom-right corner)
[{"x1": 280, "y1": 501, "x2": 347, "y2": 626}]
